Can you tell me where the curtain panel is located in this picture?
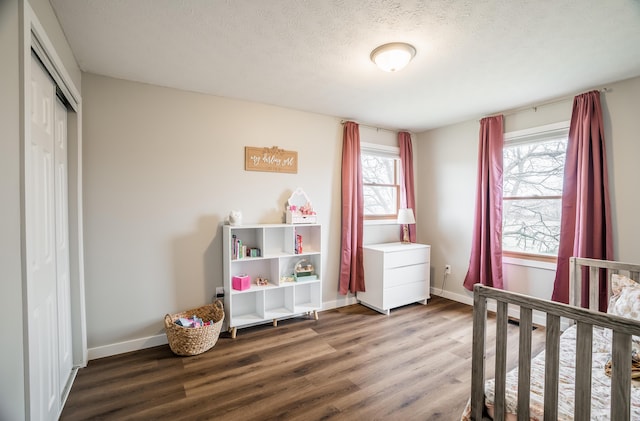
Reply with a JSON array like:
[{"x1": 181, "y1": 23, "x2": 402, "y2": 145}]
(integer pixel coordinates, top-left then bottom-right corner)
[
  {"x1": 339, "y1": 121, "x2": 365, "y2": 294},
  {"x1": 552, "y1": 91, "x2": 613, "y2": 310},
  {"x1": 399, "y1": 131, "x2": 416, "y2": 243},
  {"x1": 463, "y1": 115, "x2": 504, "y2": 291}
]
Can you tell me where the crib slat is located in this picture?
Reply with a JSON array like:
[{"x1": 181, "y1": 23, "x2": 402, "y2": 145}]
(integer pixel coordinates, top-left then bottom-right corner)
[
  {"x1": 589, "y1": 266, "x2": 600, "y2": 311},
  {"x1": 569, "y1": 257, "x2": 581, "y2": 307},
  {"x1": 574, "y1": 322, "x2": 593, "y2": 419},
  {"x1": 543, "y1": 314, "x2": 560, "y2": 421},
  {"x1": 471, "y1": 288, "x2": 487, "y2": 421},
  {"x1": 611, "y1": 331, "x2": 632, "y2": 421},
  {"x1": 517, "y1": 307, "x2": 532, "y2": 420},
  {"x1": 494, "y1": 301, "x2": 508, "y2": 421}
]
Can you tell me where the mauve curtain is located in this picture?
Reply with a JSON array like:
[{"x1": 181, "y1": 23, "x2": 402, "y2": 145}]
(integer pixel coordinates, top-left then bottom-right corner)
[
  {"x1": 551, "y1": 91, "x2": 613, "y2": 310},
  {"x1": 399, "y1": 131, "x2": 416, "y2": 243},
  {"x1": 463, "y1": 115, "x2": 504, "y2": 291},
  {"x1": 339, "y1": 121, "x2": 365, "y2": 294}
]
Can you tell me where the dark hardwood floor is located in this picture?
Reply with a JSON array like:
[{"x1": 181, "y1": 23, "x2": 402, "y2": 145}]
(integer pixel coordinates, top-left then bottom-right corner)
[{"x1": 61, "y1": 296, "x2": 546, "y2": 421}]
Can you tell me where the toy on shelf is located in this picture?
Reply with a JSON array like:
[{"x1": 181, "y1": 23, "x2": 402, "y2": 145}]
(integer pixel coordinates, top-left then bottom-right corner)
[
  {"x1": 280, "y1": 275, "x2": 295, "y2": 283},
  {"x1": 294, "y1": 258, "x2": 317, "y2": 282},
  {"x1": 286, "y1": 187, "x2": 317, "y2": 224},
  {"x1": 232, "y1": 274, "x2": 250, "y2": 291}
]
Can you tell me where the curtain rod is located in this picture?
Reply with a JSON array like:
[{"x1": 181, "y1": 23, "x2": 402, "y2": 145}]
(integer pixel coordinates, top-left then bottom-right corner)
[
  {"x1": 340, "y1": 120, "x2": 409, "y2": 134},
  {"x1": 499, "y1": 87, "x2": 611, "y2": 118},
  {"x1": 343, "y1": 87, "x2": 611, "y2": 129}
]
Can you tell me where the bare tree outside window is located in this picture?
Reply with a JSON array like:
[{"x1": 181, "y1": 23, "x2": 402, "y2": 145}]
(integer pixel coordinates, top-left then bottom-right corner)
[
  {"x1": 361, "y1": 152, "x2": 400, "y2": 218},
  {"x1": 503, "y1": 136, "x2": 567, "y2": 255}
]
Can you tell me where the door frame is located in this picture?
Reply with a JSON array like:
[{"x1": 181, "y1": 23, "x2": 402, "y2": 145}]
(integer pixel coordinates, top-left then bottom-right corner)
[{"x1": 21, "y1": 2, "x2": 86, "y2": 418}]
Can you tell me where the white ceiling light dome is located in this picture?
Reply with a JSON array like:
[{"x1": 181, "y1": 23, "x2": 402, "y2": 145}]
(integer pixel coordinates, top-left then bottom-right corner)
[{"x1": 370, "y1": 42, "x2": 416, "y2": 72}]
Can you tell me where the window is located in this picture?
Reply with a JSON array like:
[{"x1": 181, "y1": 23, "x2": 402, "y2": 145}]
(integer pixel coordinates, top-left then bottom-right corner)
[
  {"x1": 502, "y1": 122, "x2": 569, "y2": 258},
  {"x1": 361, "y1": 143, "x2": 401, "y2": 220}
]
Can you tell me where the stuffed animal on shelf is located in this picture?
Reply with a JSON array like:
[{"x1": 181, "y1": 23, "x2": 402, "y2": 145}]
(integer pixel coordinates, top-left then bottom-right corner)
[{"x1": 228, "y1": 210, "x2": 242, "y2": 226}]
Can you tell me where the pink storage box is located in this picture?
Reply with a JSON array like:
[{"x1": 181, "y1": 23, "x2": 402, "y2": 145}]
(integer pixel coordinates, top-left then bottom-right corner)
[{"x1": 232, "y1": 274, "x2": 250, "y2": 291}]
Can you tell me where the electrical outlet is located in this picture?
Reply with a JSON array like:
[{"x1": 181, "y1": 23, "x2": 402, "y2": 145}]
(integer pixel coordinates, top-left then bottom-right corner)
[
  {"x1": 444, "y1": 264, "x2": 451, "y2": 275},
  {"x1": 216, "y1": 287, "x2": 224, "y2": 297}
]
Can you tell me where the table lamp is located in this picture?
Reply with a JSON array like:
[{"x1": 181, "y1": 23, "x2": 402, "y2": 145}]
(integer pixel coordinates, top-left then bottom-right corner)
[{"x1": 397, "y1": 208, "x2": 415, "y2": 244}]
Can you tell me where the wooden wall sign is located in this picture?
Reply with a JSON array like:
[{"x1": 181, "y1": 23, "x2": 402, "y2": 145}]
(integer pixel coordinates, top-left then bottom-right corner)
[{"x1": 245, "y1": 146, "x2": 298, "y2": 174}]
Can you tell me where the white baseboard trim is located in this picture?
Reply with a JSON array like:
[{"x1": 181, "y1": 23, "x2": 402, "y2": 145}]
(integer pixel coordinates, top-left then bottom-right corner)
[
  {"x1": 88, "y1": 333, "x2": 168, "y2": 360},
  {"x1": 430, "y1": 287, "x2": 548, "y2": 328},
  {"x1": 88, "y1": 297, "x2": 361, "y2": 360},
  {"x1": 322, "y1": 295, "x2": 359, "y2": 311},
  {"x1": 430, "y1": 288, "x2": 473, "y2": 306}
]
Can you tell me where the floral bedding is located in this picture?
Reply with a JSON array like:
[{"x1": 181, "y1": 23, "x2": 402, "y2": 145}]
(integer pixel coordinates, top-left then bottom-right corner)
[{"x1": 461, "y1": 324, "x2": 640, "y2": 420}]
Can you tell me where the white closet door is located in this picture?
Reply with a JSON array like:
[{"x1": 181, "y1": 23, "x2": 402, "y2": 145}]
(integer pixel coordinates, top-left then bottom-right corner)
[
  {"x1": 54, "y1": 94, "x2": 73, "y2": 396},
  {"x1": 27, "y1": 51, "x2": 75, "y2": 420},
  {"x1": 28, "y1": 52, "x2": 60, "y2": 421}
]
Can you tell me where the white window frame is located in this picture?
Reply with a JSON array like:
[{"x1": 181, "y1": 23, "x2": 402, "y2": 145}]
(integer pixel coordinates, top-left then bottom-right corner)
[
  {"x1": 360, "y1": 142, "x2": 401, "y2": 223},
  {"x1": 502, "y1": 121, "x2": 570, "y2": 262}
]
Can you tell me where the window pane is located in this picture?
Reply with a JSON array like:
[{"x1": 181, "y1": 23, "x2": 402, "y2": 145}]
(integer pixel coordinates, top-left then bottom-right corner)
[
  {"x1": 362, "y1": 155, "x2": 395, "y2": 185},
  {"x1": 503, "y1": 198, "x2": 562, "y2": 255},
  {"x1": 361, "y1": 150, "x2": 400, "y2": 218},
  {"x1": 503, "y1": 137, "x2": 567, "y2": 197},
  {"x1": 363, "y1": 185, "x2": 397, "y2": 216}
]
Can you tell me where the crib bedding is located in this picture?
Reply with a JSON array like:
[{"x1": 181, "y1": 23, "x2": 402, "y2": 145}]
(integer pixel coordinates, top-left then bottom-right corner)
[{"x1": 461, "y1": 324, "x2": 640, "y2": 420}]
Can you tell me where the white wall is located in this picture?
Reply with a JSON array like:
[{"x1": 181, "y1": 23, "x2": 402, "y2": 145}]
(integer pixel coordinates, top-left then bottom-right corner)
[
  {"x1": 1, "y1": 2, "x2": 26, "y2": 419},
  {"x1": 81, "y1": 85, "x2": 418, "y2": 356},
  {"x1": 416, "y1": 76, "x2": 640, "y2": 303},
  {"x1": 603, "y1": 78, "x2": 640, "y2": 263},
  {"x1": 82, "y1": 73, "x2": 366, "y2": 355}
]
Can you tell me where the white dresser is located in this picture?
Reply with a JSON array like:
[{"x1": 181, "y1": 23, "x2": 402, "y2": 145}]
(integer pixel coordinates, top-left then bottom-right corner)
[{"x1": 357, "y1": 242, "x2": 430, "y2": 315}]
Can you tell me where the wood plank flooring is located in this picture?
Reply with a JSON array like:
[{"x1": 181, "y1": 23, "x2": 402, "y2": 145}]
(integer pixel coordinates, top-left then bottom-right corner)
[{"x1": 61, "y1": 296, "x2": 546, "y2": 421}]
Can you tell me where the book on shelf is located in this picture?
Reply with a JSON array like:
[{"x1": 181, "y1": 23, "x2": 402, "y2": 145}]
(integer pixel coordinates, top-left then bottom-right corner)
[
  {"x1": 295, "y1": 233, "x2": 302, "y2": 254},
  {"x1": 231, "y1": 235, "x2": 260, "y2": 260},
  {"x1": 232, "y1": 235, "x2": 244, "y2": 260}
]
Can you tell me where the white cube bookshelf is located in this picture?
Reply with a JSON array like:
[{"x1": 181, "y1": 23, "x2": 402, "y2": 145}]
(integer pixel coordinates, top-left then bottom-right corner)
[{"x1": 223, "y1": 224, "x2": 322, "y2": 338}]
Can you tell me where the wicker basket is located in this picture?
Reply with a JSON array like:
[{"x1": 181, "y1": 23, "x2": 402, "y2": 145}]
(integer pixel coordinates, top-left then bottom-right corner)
[{"x1": 164, "y1": 300, "x2": 225, "y2": 356}]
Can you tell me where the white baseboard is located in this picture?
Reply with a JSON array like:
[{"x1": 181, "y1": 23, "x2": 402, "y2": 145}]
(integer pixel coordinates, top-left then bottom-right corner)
[
  {"x1": 322, "y1": 295, "x2": 359, "y2": 311},
  {"x1": 88, "y1": 333, "x2": 168, "y2": 360},
  {"x1": 430, "y1": 287, "x2": 474, "y2": 305},
  {"x1": 88, "y1": 296, "x2": 361, "y2": 360},
  {"x1": 430, "y1": 287, "x2": 548, "y2": 327}
]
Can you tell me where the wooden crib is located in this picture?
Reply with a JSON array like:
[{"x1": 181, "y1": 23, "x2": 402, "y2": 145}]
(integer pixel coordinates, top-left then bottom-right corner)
[{"x1": 465, "y1": 257, "x2": 640, "y2": 420}]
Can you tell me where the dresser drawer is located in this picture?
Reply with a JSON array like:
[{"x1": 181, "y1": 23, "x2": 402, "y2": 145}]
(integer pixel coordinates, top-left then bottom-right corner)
[
  {"x1": 384, "y1": 248, "x2": 428, "y2": 269},
  {"x1": 384, "y1": 281, "x2": 427, "y2": 309},
  {"x1": 385, "y1": 263, "x2": 427, "y2": 288}
]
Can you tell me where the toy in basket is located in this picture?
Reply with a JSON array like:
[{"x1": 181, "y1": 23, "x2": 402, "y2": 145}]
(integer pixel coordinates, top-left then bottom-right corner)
[{"x1": 164, "y1": 300, "x2": 224, "y2": 356}]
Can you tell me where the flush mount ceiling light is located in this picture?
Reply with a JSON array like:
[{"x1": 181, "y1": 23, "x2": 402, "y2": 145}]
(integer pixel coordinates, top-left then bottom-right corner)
[{"x1": 370, "y1": 42, "x2": 416, "y2": 72}]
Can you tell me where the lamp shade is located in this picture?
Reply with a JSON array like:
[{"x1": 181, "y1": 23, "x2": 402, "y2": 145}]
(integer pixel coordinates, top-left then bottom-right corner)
[
  {"x1": 370, "y1": 42, "x2": 416, "y2": 72},
  {"x1": 397, "y1": 208, "x2": 416, "y2": 225}
]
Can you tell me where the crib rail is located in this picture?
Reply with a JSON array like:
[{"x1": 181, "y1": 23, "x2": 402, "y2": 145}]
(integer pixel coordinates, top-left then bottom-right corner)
[
  {"x1": 470, "y1": 282, "x2": 640, "y2": 421},
  {"x1": 569, "y1": 257, "x2": 640, "y2": 311}
]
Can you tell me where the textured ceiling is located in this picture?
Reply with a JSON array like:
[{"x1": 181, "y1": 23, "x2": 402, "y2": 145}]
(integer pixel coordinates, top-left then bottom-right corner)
[{"x1": 50, "y1": 0, "x2": 640, "y2": 132}]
